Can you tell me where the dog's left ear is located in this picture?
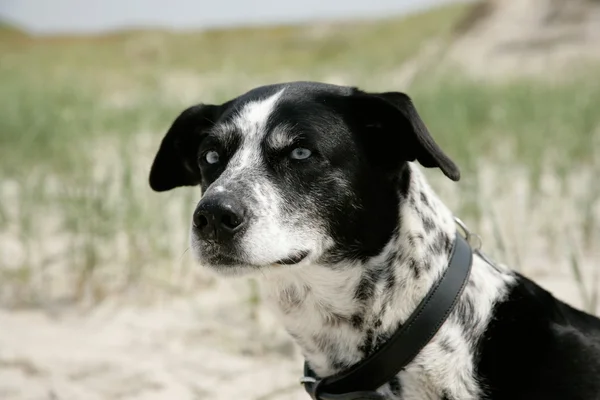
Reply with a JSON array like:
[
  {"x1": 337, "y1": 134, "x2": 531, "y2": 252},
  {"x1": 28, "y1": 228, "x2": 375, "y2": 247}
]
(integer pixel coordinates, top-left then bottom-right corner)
[{"x1": 349, "y1": 91, "x2": 460, "y2": 181}]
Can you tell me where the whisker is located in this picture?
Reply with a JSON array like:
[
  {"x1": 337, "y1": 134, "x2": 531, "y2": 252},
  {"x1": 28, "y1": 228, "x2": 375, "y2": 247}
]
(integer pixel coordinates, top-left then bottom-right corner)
[{"x1": 179, "y1": 247, "x2": 191, "y2": 262}]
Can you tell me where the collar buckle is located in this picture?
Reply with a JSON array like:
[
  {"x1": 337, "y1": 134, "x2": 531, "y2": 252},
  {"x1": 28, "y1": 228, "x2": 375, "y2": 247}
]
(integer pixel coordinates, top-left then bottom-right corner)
[
  {"x1": 454, "y1": 217, "x2": 503, "y2": 272},
  {"x1": 454, "y1": 216, "x2": 482, "y2": 251},
  {"x1": 301, "y1": 372, "x2": 385, "y2": 400},
  {"x1": 300, "y1": 379, "x2": 384, "y2": 400}
]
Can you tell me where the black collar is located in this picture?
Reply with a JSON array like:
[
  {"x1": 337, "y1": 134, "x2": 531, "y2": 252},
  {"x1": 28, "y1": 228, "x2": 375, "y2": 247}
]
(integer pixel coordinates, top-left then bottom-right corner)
[{"x1": 301, "y1": 231, "x2": 473, "y2": 400}]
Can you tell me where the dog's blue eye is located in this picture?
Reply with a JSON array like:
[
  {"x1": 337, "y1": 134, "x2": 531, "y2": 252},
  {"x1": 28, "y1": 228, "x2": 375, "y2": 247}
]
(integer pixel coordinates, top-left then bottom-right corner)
[
  {"x1": 290, "y1": 148, "x2": 312, "y2": 160},
  {"x1": 205, "y1": 150, "x2": 220, "y2": 164}
]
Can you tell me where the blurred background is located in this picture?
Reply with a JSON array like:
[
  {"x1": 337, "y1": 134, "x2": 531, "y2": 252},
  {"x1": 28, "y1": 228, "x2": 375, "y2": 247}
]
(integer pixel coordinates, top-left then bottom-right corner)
[{"x1": 0, "y1": 0, "x2": 599, "y2": 398}]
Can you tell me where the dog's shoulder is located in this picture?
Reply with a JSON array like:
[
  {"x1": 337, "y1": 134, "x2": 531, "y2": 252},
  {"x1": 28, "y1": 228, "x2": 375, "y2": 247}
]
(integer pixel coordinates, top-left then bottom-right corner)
[{"x1": 476, "y1": 273, "x2": 600, "y2": 400}]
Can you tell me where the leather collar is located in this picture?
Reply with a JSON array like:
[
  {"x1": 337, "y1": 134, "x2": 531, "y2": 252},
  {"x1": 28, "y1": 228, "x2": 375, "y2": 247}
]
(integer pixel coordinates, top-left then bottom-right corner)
[{"x1": 301, "y1": 231, "x2": 473, "y2": 400}]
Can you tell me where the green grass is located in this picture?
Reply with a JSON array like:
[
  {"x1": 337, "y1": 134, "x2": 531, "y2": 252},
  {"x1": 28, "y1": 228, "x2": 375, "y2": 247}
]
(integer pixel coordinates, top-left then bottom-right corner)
[
  {"x1": 412, "y1": 74, "x2": 600, "y2": 175},
  {"x1": 0, "y1": 2, "x2": 599, "y2": 310}
]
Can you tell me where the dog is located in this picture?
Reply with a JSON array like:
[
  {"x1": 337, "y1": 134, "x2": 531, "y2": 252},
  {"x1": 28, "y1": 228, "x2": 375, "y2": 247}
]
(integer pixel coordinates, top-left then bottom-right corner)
[{"x1": 149, "y1": 81, "x2": 600, "y2": 400}]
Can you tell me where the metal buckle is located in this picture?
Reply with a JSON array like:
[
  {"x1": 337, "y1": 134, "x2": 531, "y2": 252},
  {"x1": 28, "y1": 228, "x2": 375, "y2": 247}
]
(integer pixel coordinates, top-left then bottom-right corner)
[
  {"x1": 454, "y1": 217, "x2": 502, "y2": 273},
  {"x1": 300, "y1": 376, "x2": 317, "y2": 385},
  {"x1": 454, "y1": 216, "x2": 482, "y2": 251},
  {"x1": 300, "y1": 376, "x2": 385, "y2": 400}
]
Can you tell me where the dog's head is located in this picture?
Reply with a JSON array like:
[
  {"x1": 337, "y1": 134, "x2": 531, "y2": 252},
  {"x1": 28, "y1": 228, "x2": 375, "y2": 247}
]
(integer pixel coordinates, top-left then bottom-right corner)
[{"x1": 149, "y1": 82, "x2": 459, "y2": 275}]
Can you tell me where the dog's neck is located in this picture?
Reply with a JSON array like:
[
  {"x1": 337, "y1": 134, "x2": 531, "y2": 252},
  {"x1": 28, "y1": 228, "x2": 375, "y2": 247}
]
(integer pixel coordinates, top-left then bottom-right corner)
[
  {"x1": 263, "y1": 164, "x2": 455, "y2": 368},
  {"x1": 262, "y1": 163, "x2": 513, "y2": 399}
]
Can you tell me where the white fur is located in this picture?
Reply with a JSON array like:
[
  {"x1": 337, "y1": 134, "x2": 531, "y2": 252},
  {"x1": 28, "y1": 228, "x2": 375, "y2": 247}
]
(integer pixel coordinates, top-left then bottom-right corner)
[
  {"x1": 234, "y1": 89, "x2": 285, "y2": 140},
  {"x1": 266, "y1": 123, "x2": 298, "y2": 149}
]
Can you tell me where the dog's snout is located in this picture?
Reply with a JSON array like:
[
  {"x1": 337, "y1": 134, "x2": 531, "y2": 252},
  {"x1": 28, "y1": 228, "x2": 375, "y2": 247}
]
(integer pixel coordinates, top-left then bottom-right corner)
[{"x1": 193, "y1": 197, "x2": 247, "y2": 241}]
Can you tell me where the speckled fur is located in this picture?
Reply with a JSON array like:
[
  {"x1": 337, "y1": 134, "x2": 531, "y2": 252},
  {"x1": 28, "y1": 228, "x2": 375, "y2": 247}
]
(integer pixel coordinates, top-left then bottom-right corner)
[{"x1": 263, "y1": 164, "x2": 516, "y2": 400}]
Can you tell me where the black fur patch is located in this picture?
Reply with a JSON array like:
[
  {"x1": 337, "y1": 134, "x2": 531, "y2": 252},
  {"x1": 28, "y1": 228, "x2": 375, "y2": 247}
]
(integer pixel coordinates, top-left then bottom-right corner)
[
  {"x1": 476, "y1": 274, "x2": 600, "y2": 399},
  {"x1": 438, "y1": 336, "x2": 456, "y2": 354},
  {"x1": 420, "y1": 191, "x2": 431, "y2": 208},
  {"x1": 359, "y1": 328, "x2": 375, "y2": 355},
  {"x1": 372, "y1": 331, "x2": 392, "y2": 351},
  {"x1": 351, "y1": 314, "x2": 364, "y2": 330},
  {"x1": 428, "y1": 231, "x2": 450, "y2": 256},
  {"x1": 389, "y1": 376, "x2": 402, "y2": 396},
  {"x1": 354, "y1": 268, "x2": 381, "y2": 302},
  {"x1": 354, "y1": 277, "x2": 376, "y2": 303},
  {"x1": 407, "y1": 257, "x2": 421, "y2": 279},
  {"x1": 382, "y1": 254, "x2": 397, "y2": 293},
  {"x1": 407, "y1": 233, "x2": 425, "y2": 248},
  {"x1": 456, "y1": 297, "x2": 476, "y2": 336},
  {"x1": 373, "y1": 318, "x2": 383, "y2": 330},
  {"x1": 423, "y1": 216, "x2": 436, "y2": 233},
  {"x1": 444, "y1": 234, "x2": 454, "y2": 254}
]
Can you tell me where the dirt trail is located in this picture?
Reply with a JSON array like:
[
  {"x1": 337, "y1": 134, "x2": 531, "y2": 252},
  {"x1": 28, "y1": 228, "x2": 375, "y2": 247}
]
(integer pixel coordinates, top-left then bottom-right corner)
[{"x1": 445, "y1": 0, "x2": 600, "y2": 79}]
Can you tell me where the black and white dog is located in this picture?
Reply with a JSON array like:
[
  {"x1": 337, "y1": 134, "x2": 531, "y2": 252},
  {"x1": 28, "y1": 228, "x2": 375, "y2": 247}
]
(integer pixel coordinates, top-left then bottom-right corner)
[{"x1": 149, "y1": 81, "x2": 600, "y2": 400}]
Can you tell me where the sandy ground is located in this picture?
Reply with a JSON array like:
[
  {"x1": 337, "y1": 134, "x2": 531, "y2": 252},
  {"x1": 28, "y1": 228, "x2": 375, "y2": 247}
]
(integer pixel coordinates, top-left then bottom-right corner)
[
  {"x1": 0, "y1": 278, "x2": 309, "y2": 400},
  {"x1": 1, "y1": 264, "x2": 597, "y2": 400}
]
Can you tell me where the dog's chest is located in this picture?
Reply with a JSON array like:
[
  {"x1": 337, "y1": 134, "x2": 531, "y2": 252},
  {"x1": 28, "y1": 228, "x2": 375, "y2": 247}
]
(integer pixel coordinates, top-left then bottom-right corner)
[
  {"x1": 264, "y1": 265, "x2": 369, "y2": 373},
  {"x1": 264, "y1": 254, "x2": 514, "y2": 400}
]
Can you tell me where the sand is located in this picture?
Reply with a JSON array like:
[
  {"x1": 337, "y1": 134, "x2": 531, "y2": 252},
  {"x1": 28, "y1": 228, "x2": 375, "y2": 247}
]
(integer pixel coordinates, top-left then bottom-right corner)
[
  {"x1": 0, "y1": 278, "x2": 308, "y2": 400},
  {"x1": 1, "y1": 264, "x2": 597, "y2": 400}
]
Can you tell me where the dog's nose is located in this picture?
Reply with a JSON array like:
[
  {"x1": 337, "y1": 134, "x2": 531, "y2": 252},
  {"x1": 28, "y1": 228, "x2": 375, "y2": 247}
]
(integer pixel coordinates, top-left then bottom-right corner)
[{"x1": 193, "y1": 197, "x2": 247, "y2": 241}]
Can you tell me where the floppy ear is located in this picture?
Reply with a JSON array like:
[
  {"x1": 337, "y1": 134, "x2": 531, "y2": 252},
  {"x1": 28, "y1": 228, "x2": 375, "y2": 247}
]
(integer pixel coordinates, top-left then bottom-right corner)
[
  {"x1": 350, "y1": 90, "x2": 460, "y2": 181},
  {"x1": 149, "y1": 103, "x2": 224, "y2": 192}
]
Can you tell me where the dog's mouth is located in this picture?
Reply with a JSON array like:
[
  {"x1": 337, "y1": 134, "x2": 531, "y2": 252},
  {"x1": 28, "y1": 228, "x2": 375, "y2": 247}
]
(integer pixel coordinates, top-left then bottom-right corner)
[
  {"x1": 273, "y1": 250, "x2": 310, "y2": 266},
  {"x1": 202, "y1": 249, "x2": 310, "y2": 268}
]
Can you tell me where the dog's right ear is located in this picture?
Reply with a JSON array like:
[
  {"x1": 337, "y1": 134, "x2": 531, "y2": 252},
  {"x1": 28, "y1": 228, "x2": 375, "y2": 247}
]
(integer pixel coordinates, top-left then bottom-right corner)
[{"x1": 149, "y1": 104, "x2": 224, "y2": 192}]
